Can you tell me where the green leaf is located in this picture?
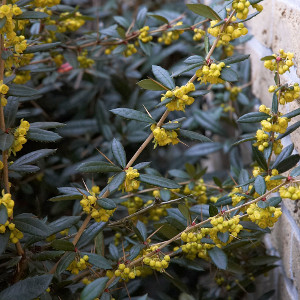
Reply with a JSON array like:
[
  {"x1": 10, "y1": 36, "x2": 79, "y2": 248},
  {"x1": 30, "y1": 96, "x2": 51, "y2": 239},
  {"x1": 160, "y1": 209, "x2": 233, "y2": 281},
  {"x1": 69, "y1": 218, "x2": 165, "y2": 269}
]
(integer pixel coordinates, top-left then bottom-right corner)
[
  {"x1": 209, "y1": 204, "x2": 218, "y2": 217},
  {"x1": 14, "y1": 214, "x2": 50, "y2": 237},
  {"x1": 153, "y1": 223, "x2": 180, "y2": 240},
  {"x1": 108, "y1": 243, "x2": 119, "y2": 260},
  {"x1": 136, "y1": 7, "x2": 147, "y2": 28},
  {"x1": 282, "y1": 108, "x2": 300, "y2": 119},
  {"x1": 194, "y1": 110, "x2": 225, "y2": 135},
  {"x1": 238, "y1": 169, "x2": 250, "y2": 192},
  {"x1": 231, "y1": 136, "x2": 256, "y2": 147},
  {"x1": 276, "y1": 154, "x2": 300, "y2": 174},
  {"x1": 108, "y1": 171, "x2": 126, "y2": 192},
  {"x1": 277, "y1": 121, "x2": 300, "y2": 140},
  {"x1": 77, "y1": 161, "x2": 122, "y2": 173},
  {"x1": 97, "y1": 198, "x2": 116, "y2": 210},
  {"x1": 0, "y1": 204, "x2": 8, "y2": 225},
  {"x1": 220, "y1": 67, "x2": 238, "y2": 82},
  {"x1": 7, "y1": 84, "x2": 39, "y2": 97},
  {"x1": 248, "y1": 255, "x2": 280, "y2": 266},
  {"x1": 185, "y1": 142, "x2": 223, "y2": 157},
  {"x1": 80, "y1": 252, "x2": 112, "y2": 269},
  {"x1": 27, "y1": 128, "x2": 62, "y2": 142},
  {"x1": 148, "y1": 13, "x2": 169, "y2": 24},
  {"x1": 162, "y1": 122, "x2": 181, "y2": 130},
  {"x1": 178, "y1": 204, "x2": 190, "y2": 220},
  {"x1": 254, "y1": 175, "x2": 266, "y2": 195},
  {"x1": 152, "y1": 65, "x2": 175, "y2": 89},
  {"x1": 252, "y1": 146, "x2": 268, "y2": 170},
  {"x1": 266, "y1": 196, "x2": 282, "y2": 207},
  {"x1": 9, "y1": 164, "x2": 39, "y2": 173},
  {"x1": 113, "y1": 16, "x2": 130, "y2": 28},
  {"x1": 133, "y1": 161, "x2": 151, "y2": 170},
  {"x1": 0, "y1": 17, "x2": 6, "y2": 29},
  {"x1": 56, "y1": 251, "x2": 76, "y2": 275},
  {"x1": 139, "y1": 40, "x2": 152, "y2": 56},
  {"x1": 0, "y1": 275, "x2": 53, "y2": 300},
  {"x1": 80, "y1": 277, "x2": 109, "y2": 300},
  {"x1": 49, "y1": 194, "x2": 82, "y2": 202},
  {"x1": 30, "y1": 122, "x2": 65, "y2": 129},
  {"x1": 217, "y1": 231, "x2": 229, "y2": 243},
  {"x1": 137, "y1": 78, "x2": 166, "y2": 91},
  {"x1": 208, "y1": 247, "x2": 227, "y2": 270},
  {"x1": 171, "y1": 63, "x2": 203, "y2": 77},
  {"x1": 272, "y1": 143, "x2": 294, "y2": 169},
  {"x1": 221, "y1": 54, "x2": 250, "y2": 65},
  {"x1": 184, "y1": 55, "x2": 205, "y2": 65},
  {"x1": 10, "y1": 149, "x2": 56, "y2": 168},
  {"x1": 49, "y1": 216, "x2": 81, "y2": 235},
  {"x1": 260, "y1": 55, "x2": 275, "y2": 61},
  {"x1": 272, "y1": 93, "x2": 278, "y2": 114},
  {"x1": 237, "y1": 93, "x2": 250, "y2": 105},
  {"x1": 0, "y1": 133, "x2": 14, "y2": 151},
  {"x1": 237, "y1": 112, "x2": 270, "y2": 123},
  {"x1": 0, "y1": 231, "x2": 9, "y2": 255},
  {"x1": 110, "y1": 108, "x2": 155, "y2": 123},
  {"x1": 290, "y1": 166, "x2": 300, "y2": 178},
  {"x1": 112, "y1": 138, "x2": 126, "y2": 168},
  {"x1": 179, "y1": 129, "x2": 212, "y2": 142},
  {"x1": 51, "y1": 240, "x2": 75, "y2": 251},
  {"x1": 77, "y1": 222, "x2": 106, "y2": 249},
  {"x1": 24, "y1": 42, "x2": 61, "y2": 53},
  {"x1": 14, "y1": 11, "x2": 49, "y2": 19},
  {"x1": 186, "y1": 4, "x2": 221, "y2": 20},
  {"x1": 32, "y1": 251, "x2": 65, "y2": 261},
  {"x1": 139, "y1": 174, "x2": 180, "y2": 189},
  {"x1": 136, "y1": 220, "x2": 147, "y2": 241},
  {"x1": 204, "y1": 35, "x2": 209, "y2": 55}
]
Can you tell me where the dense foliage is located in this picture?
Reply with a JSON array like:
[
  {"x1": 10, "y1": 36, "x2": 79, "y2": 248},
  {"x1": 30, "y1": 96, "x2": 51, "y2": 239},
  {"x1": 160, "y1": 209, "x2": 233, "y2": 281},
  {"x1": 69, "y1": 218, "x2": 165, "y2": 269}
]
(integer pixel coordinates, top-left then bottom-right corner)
[{"x1": 0, "y1": 0, "x2": 299, "y2": 299}]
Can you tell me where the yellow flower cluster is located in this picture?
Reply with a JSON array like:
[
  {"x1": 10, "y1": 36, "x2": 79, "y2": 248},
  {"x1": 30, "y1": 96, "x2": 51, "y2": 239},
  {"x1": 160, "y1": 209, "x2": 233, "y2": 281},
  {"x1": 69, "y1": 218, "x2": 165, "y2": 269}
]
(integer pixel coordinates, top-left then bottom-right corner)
[
  {"x1": 196, "y1": 62, "x2": 225, "y2": 84},
  {"x1": 229, "y1": 187, "x2": 244, "y2": 207},
  {"x1": 232, "y1": 0, "x2": 251, "y2": 19},
  {"x1": 253, "y1": 129, "x2": 283, "y2": 154},
  {"x1": 0, "y1": 4, "x2": 23, "y2": 39},
  {"x1": 264, "y1": 50, "x2": 294, "y2": 74},
  {"x1": 0, "y1": 80, "x2": 9, "y2": 106},
  {"x1": 10, "y1": 119, "x2": 30, "y2": 155},
  {"x1": 114, "y1": 263, "x2": 142, "y2": 281},
  {"x1": 122, "y1": 196, "x2": 144, "y2": 217},
  {"x1": 5, "y1": 53, "x2": 33, "y2": 76},
  {"x1": 143, "y1": 246, "x2": 170, "y2": 272},
  {"x1": 279, "y1": 185, "x2": 300, "y2": 200},
  {"x1": 123, "y1": 43, "x2": 137, "y2": 57},
  {"x1": 210, "y1": 215, "x2": 243, "y2": 246},
  {"x1": 224, "y1": 44, "x2": 234, "y2": 57},
  {"x1": 66, "y1": 255, "x2": 89, "y2": 275},
  {"x1": 150, "y1": 123, "x2": 179, "y2": 148},
  {"x1": 158, "y1": 22, "x2": 184, "y2": 45},
  {"x1": 269, "y1": 84, "x2": 300, "y2": 105},
  {"x1": 183, "y1": 179, "x2": 207, "y2": 204},
  {"x1": 104, "y1": 45, "x2": 117, "y2": 55},
  {"x1": 181, "y1": 229, "x2": 214, "y2": 260},
  {"x1": 253, "y1": 167, "x2": 282, "y2": 190},
  {"x1": 193, "y1": 28, "x2": 205, "y2": 41},
  {"x1": 9, "y1": 226, "x2": 23, "y2": 244},
  {"x1": 120, "y1": 167, "x2": 140, "y2": 192},
  {"x1": 227, "y1": 86, "x2": 242, "y2": 101},
  {"x1": 58, "y1": 12, "x2": 85, "y2": 32},
  {"x1": 160, "y1": 82, "x2": 195, "y2": 111},
  {"x1": 138, "y1": 26, "x2": 153, "y2": 43},
  {"x1": 34, "y1": 0, "x2": 60, "y2": 7},
  {"x1": 77, "y1": 50, "x2": 94, "y2": 69},
  {"x1": 80, "y1": 186, "x2": 115, "y2": 222},
  {"x1": 221, "y1": 103, "x2": 235, "y2": 113},
  {"x1": 12, "y1": 71, "x2": 31, "y2": 85},
  {"x1": 208, "y1": 20, "x2": 248, "y2": 46},
  {"x1": 247, "y1": 203, "x2": 282, "y2": 228}
]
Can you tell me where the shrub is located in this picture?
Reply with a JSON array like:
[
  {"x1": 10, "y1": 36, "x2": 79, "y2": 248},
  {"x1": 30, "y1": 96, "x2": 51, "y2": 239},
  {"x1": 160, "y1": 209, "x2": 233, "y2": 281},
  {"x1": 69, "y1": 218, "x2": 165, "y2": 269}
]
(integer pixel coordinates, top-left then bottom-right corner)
[{"x1": 0, "y1": 0, "x2": 299, "y2": 299}]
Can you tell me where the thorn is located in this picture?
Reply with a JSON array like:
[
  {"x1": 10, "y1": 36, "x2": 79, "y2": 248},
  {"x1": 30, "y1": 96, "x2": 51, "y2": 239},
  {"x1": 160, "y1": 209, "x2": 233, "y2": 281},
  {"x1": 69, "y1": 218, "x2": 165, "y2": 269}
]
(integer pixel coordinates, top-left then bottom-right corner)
[
  {"x1": 96, "y1": 148, "x2": 116, "y2": 165},
  {"x1": 179, "y1": 140, "x2": 189, "y2": 147},
  {"x1": 81, "y1": 179, "x2": 89, "y2": 194},
  {"x1": 142, "y1": 105, "x2": 153, "y2": 119}
]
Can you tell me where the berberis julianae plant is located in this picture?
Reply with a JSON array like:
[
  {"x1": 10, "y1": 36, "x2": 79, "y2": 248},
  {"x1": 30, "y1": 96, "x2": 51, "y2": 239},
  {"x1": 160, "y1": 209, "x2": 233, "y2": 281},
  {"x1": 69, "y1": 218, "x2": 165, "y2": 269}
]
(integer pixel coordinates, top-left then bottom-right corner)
[{"x1": 0, "y1": 0, "x2": 300, "y2": 299}]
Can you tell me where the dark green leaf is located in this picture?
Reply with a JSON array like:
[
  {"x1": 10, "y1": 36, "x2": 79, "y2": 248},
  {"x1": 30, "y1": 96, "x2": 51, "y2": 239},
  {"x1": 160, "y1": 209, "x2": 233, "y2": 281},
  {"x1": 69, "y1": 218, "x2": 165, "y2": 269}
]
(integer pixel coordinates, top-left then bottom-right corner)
[
  {"x1": 27, "y1": 128, "x2": 62, "y2": 142},
  {"x1": 97, "y1": 198, "x2": 116, "y2": 210},
  {"x1": 217, "y1": 231, "x2": 229, "y2": 243},
  {"x1": 56, "y1": 251, "x2": 76, "y2": 275},
  {"x1": 179, "y1": 129, "x2": 212, "y2": 142},
  {"x1": 0, "y1": 17, "x2": 6, "y2": 29},
  {"x1": 10, "y1": 149, "x2": 56, "y2": 167},
  {"x1": 254, "y1": 175, "x2": 266, "y2": 195},
  {"x1": 14, "y1": 214, "x2": 50, "y2": 237},
  {"x1": 266, "y1": 197, "x2": 282, "y2": 207},
  {"x1": 231, "y1": 136, "x2": 256, "y2": 147},
  {"x1": 178, "y1": 204, "x2": 190, "y2": 220},
  {"x1": 0, "y1": 275, "x2": 53, "y2": 300},
  {"x1": 194, "y1": 110, "x2": 225, "y2": 135},
  {"x1": 77, "y1": 161, "x2": 122, "y2": 173},
  {"x1": 112, "y1": 138, "x2": 126, "y2": 168},
  {"x1": 77, "y1": 222, "x2": 106, "y2": 249},
  {"x1": 80, "y1": 277, "x2": 109, "y2": 300},
  {"x1": 185, "y1": 142, "x2": 223, "y2": 157},
  {"x1": 14, "y1": 11, "x2": 49, "y2": 19},
  {"x1": 0, "y1": 204, "x2": 8, "y2": 225},
  {"x1": 237, "y1": 112, "x2": 270, "y2": 123},
  {"x1": 162, "y1": 122, "x2": 181, "y2": 130},
  {"x1": 24, "y1": 42, "x2": 61, "y2": 53},
  {"x1": 49, "y1": 194, "x2": 82, "y2": 202},
  {"x1": 221, "y1": 54, "x2": 250, "y2": 65},
  {"x1": 204, "y1": 35, "x2": 209, "y2": 55},
  {"x1": 32, "y1": 250, "x2": 65, "y2": 261},
  {"x1": 277, "y1": 121, "x2": 300, "y2": 140},
  {"x1": 111, "y1": 108, "x2": 155, "y2": 123},
  {"x1": 109, "y1": 243, "x2": 119, "y2": 260},
  {"x1": 260, "y1": 55, "x2": 275, "y2": 61},
  {"x1": 148, "y1": 13, "x2": 169, "y2": 24},
  {"x1": 282, "y1": 108, "x2": 300, "y2": 119},
  {"x1": 139, "y1": 174, "x2": 180, "y2": 189},
  {"x1": 137, "y1": 79, "x2": 166, "y2": 91},
  {"x1": 136, "y1": 7, "x2": 147, "y2": 28},
  {"x1": 108, "y1": 171, "x2": 126, "y2": 192},
  {"x1": 133, "y1": 161, "x2": 151, "y2": 170},
  {"x1": 0, "y1": 133, "x2": 14, "y2": 151},
  {"x1": 248, "y1": 255, "x2": 280, "y2": 266},
  {"x1": 208, "y1": 247, "x2": 227, "y2": 270},
  {"x1": 51, "y1": 240, "x2": 75, "y2": 251},
  {"x1": 113, "y1": 16, "x2": 130, "y2": 28},
  {"x1": 272, "y1": 93, "x2": 278, "y2": 113},
  {"x1": 136, "y1": 220, "x2": 147, "y2": 241},
  {"x1": 0, "y1": 231, "x2": 9, "y2": 255},
  {"x1": 139, "y1": 40, "x2": 152, "y2": 56},
  {"x1": 81, "y1": 252, "x2": 112, "y2": 269},
  {"x1": 153, "y1": 223, "x2": 180, "y2": 240},
  {"x1": 184, "y1": 55, "x2": 204, "y2": 65},
  {"x1": 252, "y1": 146, "x2": 268, "y2": 170},
  {"x1": 7, "y1": 84, "x2": 39, "y2": 97},
  {"x1": 152, "y1": 65, "x2": 175, "y2": 89},
  {"x1": 272, "y1": 143, "x2": 294, "y2": 169},
  {"x1": 209, "y1": 205, "x2": 218, "y2": 217},
  {"x1": 237, "y1": 93, "x2": 250, "y2": 105},
  {"x1": 276, "y1": 154, "x2": 300, "y2": 173},
  {"x1": 186, "y1": 4, "x2": 221, "y2": 20},
  {"x1": 239, "y1": 169, "x2": 250, "y2": 192},
  {"x1": 220, "y1": 67, "x2": 238, "y2": 82}
]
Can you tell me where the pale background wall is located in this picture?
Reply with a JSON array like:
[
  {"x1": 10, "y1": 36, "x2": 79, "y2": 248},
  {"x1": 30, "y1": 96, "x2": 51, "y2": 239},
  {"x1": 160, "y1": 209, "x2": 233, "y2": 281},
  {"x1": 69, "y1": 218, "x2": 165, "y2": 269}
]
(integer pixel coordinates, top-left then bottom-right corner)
[{"x1": 246, "y1": 0, "x2": 300, "y2": 299}]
